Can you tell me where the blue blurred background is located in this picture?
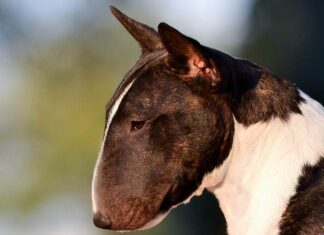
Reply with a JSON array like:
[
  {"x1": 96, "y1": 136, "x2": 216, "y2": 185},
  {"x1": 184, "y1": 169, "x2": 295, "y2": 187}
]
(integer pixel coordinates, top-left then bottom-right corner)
[{"x1": 0, "y1": 0, "x2": 323, "y2": 234}]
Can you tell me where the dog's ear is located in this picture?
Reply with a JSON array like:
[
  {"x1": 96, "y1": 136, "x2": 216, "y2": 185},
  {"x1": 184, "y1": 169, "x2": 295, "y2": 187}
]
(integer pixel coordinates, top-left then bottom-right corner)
[
  {"x1": 158, "y1": 23, "x2": 221, "y2": 87},
  {"x1": 110, "y1": 6, "x2": 163, "y2": 54}
]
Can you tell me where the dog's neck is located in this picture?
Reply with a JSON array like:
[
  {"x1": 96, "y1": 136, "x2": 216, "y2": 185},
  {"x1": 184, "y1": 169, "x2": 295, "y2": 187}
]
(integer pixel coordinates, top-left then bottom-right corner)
[{"x1": 200, "y1": 93, "x2": 324, "y2": 235}]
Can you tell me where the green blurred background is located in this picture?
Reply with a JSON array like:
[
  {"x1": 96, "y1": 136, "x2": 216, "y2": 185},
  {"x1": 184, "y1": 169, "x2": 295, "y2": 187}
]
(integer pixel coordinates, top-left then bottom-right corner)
[{"x1": 0, "y1": 0, "x2": 323, "y2": 234}]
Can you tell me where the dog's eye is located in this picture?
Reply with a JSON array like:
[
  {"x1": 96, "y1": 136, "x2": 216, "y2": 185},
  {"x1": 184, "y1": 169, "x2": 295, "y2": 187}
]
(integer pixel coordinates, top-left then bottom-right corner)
[{"x1": 131, "y1": 120, "x2": 146, "y2": 131}]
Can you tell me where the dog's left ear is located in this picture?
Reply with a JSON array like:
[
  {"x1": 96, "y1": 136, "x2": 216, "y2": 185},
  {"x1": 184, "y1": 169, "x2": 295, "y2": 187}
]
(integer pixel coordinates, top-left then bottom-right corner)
[{"x1": 158, "y1": 23, "x2": 220, "y2": 87}]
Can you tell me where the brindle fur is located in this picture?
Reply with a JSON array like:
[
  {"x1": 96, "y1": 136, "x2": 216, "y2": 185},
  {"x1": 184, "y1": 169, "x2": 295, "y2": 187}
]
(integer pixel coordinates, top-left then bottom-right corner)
[
  {"x1": 92, "y1": 6, "x2": 320, "y2": 233},
  {"x1": 279, "y1": 157, "x2": 324, "y2": 235}
]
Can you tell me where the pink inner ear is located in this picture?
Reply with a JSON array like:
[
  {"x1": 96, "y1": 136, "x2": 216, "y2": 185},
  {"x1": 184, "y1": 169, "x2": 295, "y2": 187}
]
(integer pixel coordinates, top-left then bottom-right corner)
[
  {"x1": 187, "y1": 57, "x2": 219, "y2": 86},
  {"x1": 187, "y1": 57, "x2": 203, "y2": 77},
  {"x1": 196, "y1": 61, "x2": 206, "y2": 69}
]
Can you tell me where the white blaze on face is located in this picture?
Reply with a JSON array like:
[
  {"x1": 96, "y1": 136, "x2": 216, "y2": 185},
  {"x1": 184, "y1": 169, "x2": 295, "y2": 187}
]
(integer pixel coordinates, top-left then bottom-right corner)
[{"x1": 92, "y1": 80, "x2": 135, "y2": 213}]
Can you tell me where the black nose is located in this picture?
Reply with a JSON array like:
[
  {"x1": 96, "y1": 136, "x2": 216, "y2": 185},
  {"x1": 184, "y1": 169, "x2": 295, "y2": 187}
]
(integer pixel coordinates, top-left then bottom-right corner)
[{"x1": 93, "y1": 212, "x2": 111, "y2": 229}]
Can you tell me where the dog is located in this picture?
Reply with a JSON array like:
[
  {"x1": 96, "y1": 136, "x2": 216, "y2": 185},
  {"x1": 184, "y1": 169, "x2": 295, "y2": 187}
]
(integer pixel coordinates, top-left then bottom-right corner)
[{"x1": 92, "y1": 6, "x2": 324, "y2": 235}]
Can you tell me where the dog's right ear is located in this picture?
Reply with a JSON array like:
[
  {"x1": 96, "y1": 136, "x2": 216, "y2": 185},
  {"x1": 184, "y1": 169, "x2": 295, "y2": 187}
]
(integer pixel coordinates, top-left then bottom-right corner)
[
  {"x1": 110, "y1": 6, "x2": 163, "y2": 54},
  {"x1": 158, "y1": 23, "x2": 221, "y2": 88}
]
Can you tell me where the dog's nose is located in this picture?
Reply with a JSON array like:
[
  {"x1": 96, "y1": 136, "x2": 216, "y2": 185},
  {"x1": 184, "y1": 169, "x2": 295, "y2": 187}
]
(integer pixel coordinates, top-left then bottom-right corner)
[{"x1": 93, "y1": 212, "x2": 111, "y2": 229}]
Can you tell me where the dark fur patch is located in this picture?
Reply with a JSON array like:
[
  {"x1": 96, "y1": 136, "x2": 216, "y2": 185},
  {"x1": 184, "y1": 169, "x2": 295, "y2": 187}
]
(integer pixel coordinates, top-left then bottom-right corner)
[
  {"x1": 279, "y1": 157, "x2": 324, "y2": 235},
  {"x1": 104, "y1": 50, "x2": 166, "y2": 122},
  {"x1": 230, "y1": 59, "x2": 305, "y2": 126}
]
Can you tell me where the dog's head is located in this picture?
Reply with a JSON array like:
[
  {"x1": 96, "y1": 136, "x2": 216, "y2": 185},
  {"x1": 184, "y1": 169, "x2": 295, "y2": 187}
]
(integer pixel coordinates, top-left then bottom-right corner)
[{"x1": 92, "y1": 6, "x2": 235, "y2": 231}]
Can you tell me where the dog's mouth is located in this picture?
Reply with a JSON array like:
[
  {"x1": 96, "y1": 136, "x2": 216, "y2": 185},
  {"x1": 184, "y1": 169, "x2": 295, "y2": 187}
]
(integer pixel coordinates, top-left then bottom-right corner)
[
  {"x1": 140, "y1": 180, "x2": 202, "y2": 231},
  {"x1": 159, "y1": 178, "x2": 200, "y2": 212},
  {"x1": 159, "y1": 182, "x2": 179, "y2": 212},
  {"x1": 136, "y1": 183, "x2": 179, "y2": 231}
]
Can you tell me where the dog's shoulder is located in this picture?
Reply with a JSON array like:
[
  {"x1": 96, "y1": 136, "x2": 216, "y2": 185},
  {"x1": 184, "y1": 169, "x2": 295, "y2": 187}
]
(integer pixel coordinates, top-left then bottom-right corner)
[{"x1": 279, "y1": 157, "x2": 324, "y2": 235}]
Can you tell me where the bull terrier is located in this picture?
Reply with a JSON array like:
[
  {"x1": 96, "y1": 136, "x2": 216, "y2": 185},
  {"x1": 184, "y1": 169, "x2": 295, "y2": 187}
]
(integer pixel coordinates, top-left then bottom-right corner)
[{"x1": 92, "y1": 6, "x2": 324, "y2": 235}]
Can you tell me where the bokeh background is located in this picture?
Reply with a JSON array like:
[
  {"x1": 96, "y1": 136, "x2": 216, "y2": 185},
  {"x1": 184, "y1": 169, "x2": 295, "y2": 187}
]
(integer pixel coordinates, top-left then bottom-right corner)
[{"x1": 0, "y1": 0, "x2": 323, "y2": 235}]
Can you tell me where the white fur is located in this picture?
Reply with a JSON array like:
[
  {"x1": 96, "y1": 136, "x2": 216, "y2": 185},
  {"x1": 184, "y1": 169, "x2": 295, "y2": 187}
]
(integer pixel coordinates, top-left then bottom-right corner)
[
  {"x1": 92, "y1": 80, "x2": 135, "y2": 213},
  {"x1": 200, "y1": 92, "x2": 324, "y2": 235}
]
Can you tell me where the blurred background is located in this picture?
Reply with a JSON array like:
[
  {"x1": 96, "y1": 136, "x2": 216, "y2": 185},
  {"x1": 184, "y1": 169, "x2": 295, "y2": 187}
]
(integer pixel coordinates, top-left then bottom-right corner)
[{"x1": 0, "y1": 0, "x2": 323, "y2": 234}]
